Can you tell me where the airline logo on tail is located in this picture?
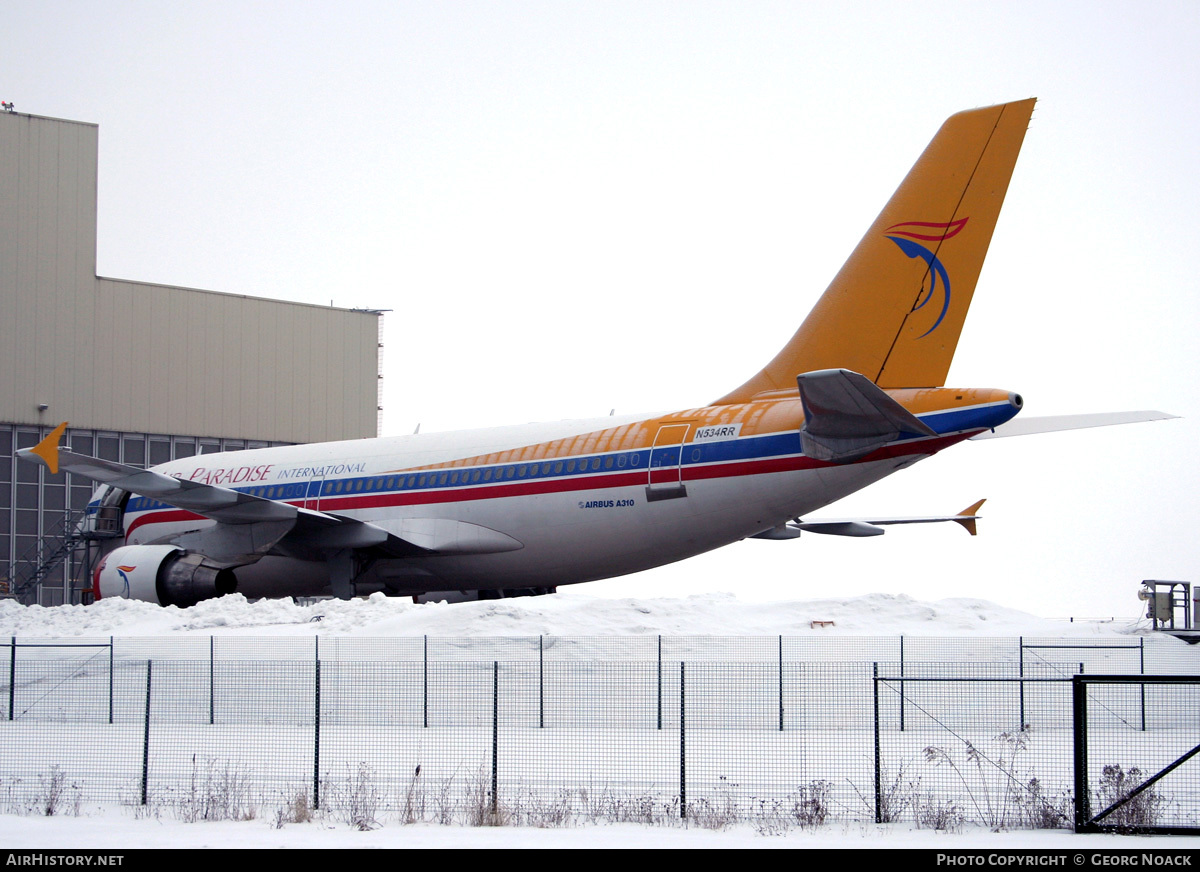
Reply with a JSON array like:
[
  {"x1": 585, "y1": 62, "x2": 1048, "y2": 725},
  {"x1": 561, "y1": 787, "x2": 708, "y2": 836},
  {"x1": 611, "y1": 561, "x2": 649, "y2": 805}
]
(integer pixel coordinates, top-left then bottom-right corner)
[{"x1": 884, "y1": 218, "x2": 969, "y2": 338}]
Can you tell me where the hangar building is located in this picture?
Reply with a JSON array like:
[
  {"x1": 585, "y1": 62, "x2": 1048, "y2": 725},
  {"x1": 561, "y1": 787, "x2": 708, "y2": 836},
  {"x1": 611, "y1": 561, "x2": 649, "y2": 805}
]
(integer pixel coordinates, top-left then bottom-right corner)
[{"x1": 0, "y1": 110, "x2": 383, "y2": 605}]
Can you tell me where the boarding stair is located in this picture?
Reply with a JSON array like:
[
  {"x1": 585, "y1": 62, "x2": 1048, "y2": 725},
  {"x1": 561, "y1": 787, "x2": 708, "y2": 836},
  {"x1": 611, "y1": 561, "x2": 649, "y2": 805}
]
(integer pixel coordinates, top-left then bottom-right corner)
[{"x1": 3, "y1": 506, "x2": 122, "y2": 604}]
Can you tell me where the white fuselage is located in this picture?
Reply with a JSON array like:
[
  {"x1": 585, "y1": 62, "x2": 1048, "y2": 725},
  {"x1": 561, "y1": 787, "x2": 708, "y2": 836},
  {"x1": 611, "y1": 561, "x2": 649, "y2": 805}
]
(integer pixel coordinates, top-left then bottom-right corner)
[{"x1": 106, "y1": 396, "x2": 1002, "y2": 598}]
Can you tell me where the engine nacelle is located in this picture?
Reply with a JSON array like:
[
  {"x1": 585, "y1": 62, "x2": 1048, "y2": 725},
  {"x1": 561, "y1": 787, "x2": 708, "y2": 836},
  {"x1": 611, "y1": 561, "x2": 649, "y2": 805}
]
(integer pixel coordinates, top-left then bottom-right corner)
[{"x1": 94, "y1": 545, "x2": 238, "y2": 608}]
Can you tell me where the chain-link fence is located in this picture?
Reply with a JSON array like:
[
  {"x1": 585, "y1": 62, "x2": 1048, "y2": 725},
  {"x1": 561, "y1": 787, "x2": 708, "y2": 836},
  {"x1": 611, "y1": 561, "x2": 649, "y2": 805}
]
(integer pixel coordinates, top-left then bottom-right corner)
[{"x1": 0, "y1": 634, "x2": 1195, "y2": 829}]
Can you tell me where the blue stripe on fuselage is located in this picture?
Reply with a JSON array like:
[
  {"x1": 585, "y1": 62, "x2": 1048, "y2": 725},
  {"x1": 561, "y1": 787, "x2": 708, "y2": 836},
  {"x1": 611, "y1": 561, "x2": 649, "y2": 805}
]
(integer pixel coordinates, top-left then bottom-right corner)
[
  {"x1": 919, "y1": 401, "x2": 1017, "y2": 436},
  {"x1": 112, "y1": 403, "x2": 1012, "y2": 516}
]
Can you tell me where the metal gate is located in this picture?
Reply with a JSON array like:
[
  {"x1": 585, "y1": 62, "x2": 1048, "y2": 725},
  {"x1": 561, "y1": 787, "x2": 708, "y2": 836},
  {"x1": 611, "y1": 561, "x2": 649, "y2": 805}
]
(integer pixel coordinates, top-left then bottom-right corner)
[{"x1": 1072, "y1": 674, "x2": 1200, "y2": 834}]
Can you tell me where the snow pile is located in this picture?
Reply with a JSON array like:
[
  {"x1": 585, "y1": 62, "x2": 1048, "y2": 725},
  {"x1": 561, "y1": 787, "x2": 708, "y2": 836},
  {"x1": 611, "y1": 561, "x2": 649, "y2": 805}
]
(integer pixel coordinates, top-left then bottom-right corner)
[{"x1": 0, "y1": 590, "x2": 1142, "y2": 639}]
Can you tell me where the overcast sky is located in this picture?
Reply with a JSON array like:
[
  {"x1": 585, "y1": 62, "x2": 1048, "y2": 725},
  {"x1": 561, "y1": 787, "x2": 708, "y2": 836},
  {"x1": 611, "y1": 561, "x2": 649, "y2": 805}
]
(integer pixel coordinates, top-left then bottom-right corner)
[{"x1": 6, "y1": 1, "x2": 1199, "y2": 620}]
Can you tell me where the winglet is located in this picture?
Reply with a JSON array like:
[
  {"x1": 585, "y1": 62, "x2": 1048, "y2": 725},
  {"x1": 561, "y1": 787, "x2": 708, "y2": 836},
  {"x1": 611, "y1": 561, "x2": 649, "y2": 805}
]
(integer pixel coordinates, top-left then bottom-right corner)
[
  {"x1": 953, "y1": 499, "x2": 986, "y2": 536},
  {"x1": 20, "y1": 422, "x2": 68, "y2": 475}
]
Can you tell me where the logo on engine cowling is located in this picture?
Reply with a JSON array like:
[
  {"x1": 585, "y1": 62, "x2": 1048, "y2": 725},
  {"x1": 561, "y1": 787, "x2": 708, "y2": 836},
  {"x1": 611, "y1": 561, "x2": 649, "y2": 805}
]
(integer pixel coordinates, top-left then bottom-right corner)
[{"x1": 116, "y1": 564, "x2": 136, "y2": 598}]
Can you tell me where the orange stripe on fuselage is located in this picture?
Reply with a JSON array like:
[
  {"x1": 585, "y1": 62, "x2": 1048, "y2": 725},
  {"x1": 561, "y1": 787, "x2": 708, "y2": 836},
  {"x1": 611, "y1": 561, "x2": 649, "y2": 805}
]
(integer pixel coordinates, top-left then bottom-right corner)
[
  {"x1": 123, "y1": 429, "x2": 977, "y2": 541},
  {"x1": 384, "y1": 388, "x2": 1010, "y2": 475},
  {"x1": 385, "y1": 401, "x2": 773, "y2": 473}
]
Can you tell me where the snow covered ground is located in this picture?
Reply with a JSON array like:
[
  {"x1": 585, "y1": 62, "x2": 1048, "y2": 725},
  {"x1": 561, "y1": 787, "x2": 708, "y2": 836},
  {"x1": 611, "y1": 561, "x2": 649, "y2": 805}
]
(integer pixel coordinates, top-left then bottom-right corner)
[
  {"x1": 0, "y1": 590, "x2": 1195, "y2": 850},
  {"x1": 2, "y1": 807, "x2": 1194, "y2": 850},
  {"x1": 0, "y1": 590, "x2": 1160, "y2": 640}
]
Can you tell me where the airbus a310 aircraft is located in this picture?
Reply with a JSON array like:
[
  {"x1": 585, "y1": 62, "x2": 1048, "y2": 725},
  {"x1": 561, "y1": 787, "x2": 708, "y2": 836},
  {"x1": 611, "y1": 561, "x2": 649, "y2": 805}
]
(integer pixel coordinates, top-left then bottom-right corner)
[{"x1": 18, "y1": 98, "x2": 1172, "y2": 606}]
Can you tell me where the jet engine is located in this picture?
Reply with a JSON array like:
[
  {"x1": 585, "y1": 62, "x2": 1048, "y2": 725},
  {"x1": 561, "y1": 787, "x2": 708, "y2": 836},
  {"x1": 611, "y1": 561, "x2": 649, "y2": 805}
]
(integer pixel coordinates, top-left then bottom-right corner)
[{"x1": 94, "y1": 545, "x2": 238, "y2": 608}]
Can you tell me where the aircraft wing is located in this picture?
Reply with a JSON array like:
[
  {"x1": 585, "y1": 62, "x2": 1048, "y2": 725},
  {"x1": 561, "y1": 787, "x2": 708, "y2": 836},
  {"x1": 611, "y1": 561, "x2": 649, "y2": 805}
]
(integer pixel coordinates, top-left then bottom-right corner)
[
  {"x1": 18, "y1": 423, "x2": 318, "y2": 525},
  {"x1": 969, "y1": 411, "x2": 1177, "y2": 439},
  {"x1": 17, "y1": 423, "x2": 521, "y2": 563},
  {"x1": 753, "y1": 500, "x2": 985, "y2": 539},
  {"x1": 18, "y1": 423, "x2": 416, "y2": 564}
]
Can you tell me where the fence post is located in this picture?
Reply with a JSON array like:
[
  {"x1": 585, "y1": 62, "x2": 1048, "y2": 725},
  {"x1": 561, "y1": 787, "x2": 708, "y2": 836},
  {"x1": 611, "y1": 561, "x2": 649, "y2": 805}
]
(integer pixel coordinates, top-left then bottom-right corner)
[
  {"x1": 1018, "y1": 636, "x2": 1026, "y2": 728},
  {"x1": 539, "y1": 635, "x2": 544, "y2": 729},
  {"x1": 423, "y1": 634, "x2": 428, "y2": 729},
  {"x1": 209, "y1": 636, "x2": 215, "y2": 725},
  {"x1": 872, "y1": 662, "x2": 881, "y2": 824},
  {"x1": 657, "y1": 635, "x2": 662, "y2": 731},
  {"x1": 1072, "y1": 675, "x2": 1090, "y2": 832},
  {"x1": 108, "y1": 636, "x2": 114, "y2": 725},
  {"x1": 141, "y1": 660, "x2": 152, "y2": 806},
  {"x1": 679, "y1": 660, "x2": 686, "y2": 820},
  {"x1": 313, "y1": 644, "x2": 321, "y2": 810},
  {"x1": 492, "y1": 660, "x2": 498, "y2": 819},
  {"x1": 8, "y1": 636, "x2": 14, "y2": 721},
  {"x1": 1139, "y1": 637, "x2": 1146, "y2": 731},
  {"x1": 899, "y1": 635, "x2": 905, "y2": 732},
  {"x1": 778, "y1": 635, "x2": 784, "y2": 731}
]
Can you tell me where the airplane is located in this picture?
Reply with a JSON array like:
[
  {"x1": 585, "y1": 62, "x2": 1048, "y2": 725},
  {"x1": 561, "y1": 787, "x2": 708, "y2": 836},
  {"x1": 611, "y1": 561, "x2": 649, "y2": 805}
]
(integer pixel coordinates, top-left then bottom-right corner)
[{"x1": 17, "y1": 97, "x2": 1174, "y2": 607}]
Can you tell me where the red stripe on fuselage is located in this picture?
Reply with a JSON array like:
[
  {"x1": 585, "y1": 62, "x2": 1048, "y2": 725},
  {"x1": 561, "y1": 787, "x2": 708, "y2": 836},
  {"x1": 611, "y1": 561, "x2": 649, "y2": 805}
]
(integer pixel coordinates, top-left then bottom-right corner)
[{"x1": 123, "y1": 431, "x2": 974, "y2": 538}]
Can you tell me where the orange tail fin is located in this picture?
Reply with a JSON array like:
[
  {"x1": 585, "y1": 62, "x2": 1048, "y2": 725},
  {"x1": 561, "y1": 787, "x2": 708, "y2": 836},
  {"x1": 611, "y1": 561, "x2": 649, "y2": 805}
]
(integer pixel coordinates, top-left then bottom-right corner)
[{"x1": 718, "y1": 99, "x2": 1035, "y2": 403}]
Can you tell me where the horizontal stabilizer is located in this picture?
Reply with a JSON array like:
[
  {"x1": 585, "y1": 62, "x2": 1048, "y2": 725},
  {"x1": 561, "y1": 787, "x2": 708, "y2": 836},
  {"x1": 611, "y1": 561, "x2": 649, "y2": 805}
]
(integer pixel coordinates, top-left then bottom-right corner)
[
  {"x1": 757, "y1": 500, "x2": 985, "y2": 539},
  {"x1": 797, "y1": 369, "x2": 936, "y2": 462},
  {"x1": 791, "y1": 520, "x2": 886, "y2": 538},
  {"x1": 861, "y1": 498, "x2": 986, "y2": 536},
  {"x1": 970, "y1": 411, "x2": 1178, "y2": 439}
]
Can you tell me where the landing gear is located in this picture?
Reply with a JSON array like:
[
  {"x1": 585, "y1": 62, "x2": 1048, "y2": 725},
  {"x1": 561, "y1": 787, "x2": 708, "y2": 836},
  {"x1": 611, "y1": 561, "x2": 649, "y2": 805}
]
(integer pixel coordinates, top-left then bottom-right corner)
[
  {"x1": 477, "y1": 587, "x2": 555, "y2": 600},
  {"x1": 412, "y1": 586, "x2": 558, "y2": 604},
  {"x1": 328, "y1": 550, "x2": 355, "y2": 600}
]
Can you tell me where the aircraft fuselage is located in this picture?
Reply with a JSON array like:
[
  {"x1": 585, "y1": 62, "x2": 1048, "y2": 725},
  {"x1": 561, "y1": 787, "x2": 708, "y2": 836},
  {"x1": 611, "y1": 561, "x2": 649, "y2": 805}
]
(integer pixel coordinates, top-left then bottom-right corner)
[{"x1": 109, "y1": 387, "x2": 1019, "y2": 597}]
